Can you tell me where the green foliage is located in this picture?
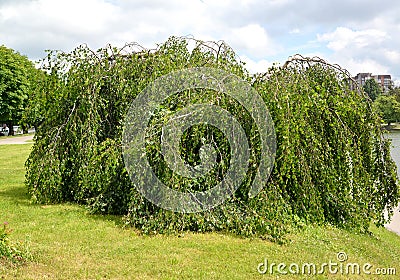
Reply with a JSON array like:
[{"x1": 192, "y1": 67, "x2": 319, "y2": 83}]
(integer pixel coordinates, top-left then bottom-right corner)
[
  {"x1": 0, "y1": 45, "x2": 38, "y2": 127},
  {"x1": 254, "y1": 59, "x2": 398, "y2": 229},
  {"x1": 25, "y1": 37, "x2": 399, "y2": 239},
  {"x1": 388, "y1": 86, "x2": 400, "y2": 103},
  {"x1": 373, "y1": 95, "x2": 400, "y2": 125},
  {"x1": 0, "y1": 222, "x2": 31, "y2": 265},
  {"x1": 363, "y1": 78, "x2": 382, "y2": 101},
  {"x1": 20, "y1": 68, "x2": 48, "y2": 130}
]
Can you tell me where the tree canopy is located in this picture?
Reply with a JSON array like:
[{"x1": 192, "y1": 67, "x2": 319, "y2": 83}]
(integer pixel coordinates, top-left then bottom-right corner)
[
  {"x1": 363, "y1": 78, "x2": 382, "y2": 101},
  {"x1": 0, "y1": 45, "x2": 38, "y2": 130},
  {"x1": 25, "y1": 38, "x2": 399, "y2": 240},
  {"x1": 388, "y1": 86, "x2": 400, "y2": 102},
  {"x1": 373, "y1": 86, "x2": 400, "y2": 125}
]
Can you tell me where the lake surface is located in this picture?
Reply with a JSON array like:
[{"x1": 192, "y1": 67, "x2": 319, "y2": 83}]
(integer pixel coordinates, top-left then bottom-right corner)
[
  {"x1": 387, "y1": 131, "x2": 400, "y2": 177},
  {"x1": 384, "y1": 131, "x2": 400, "y2": 235}
]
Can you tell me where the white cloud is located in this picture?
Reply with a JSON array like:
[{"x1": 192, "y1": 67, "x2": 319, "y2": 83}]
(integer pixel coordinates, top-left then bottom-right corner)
[
  {"x1": 240, "y1": 55, "x2": 273, "y2": 74},
  {"x1": 316, "y1": 25, "x2": 400, "y2": 84},
  {"x1": 384, "y1": 50, "x2": 400, "y2": 65},
  {"x1": 0, "y1": 0, "x2": 123, "y2": 57},
  {"x1": 289, "y1": 28, "x2": 300, "y2": 34},
  {"x1": 344, "y1": 58, "x2": 388, "y2": 76},
  {"x1": 227, "y1": 24, "x2": 278, "y2": 58},
  {"x1": 318, "y1": 27, "x2": 388, "y2": 52},
  {"x1": 10, "y1": 0, "x2": 118, "y2": 34},
  {"x1": 0, "y1": 0, "x2": 399, "y2": 84}
]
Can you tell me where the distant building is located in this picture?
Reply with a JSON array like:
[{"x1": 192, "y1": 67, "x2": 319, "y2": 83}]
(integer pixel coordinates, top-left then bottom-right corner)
[
  {"x1": 376, "y1": 75, "x2": 392, "y2": 92},
  {"x1": 353, "y1": 73, "x2": 393, "y2": 93},
  {"x1": 353, "y1": 73, "x2": 372, "y2": 87}
]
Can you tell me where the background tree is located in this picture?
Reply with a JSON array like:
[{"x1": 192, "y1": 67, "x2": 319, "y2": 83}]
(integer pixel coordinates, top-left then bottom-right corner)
[
  {"x1": 388, "y1": 85, "x2": 400, "y2": 103},
  {"x1": 373, "y1": 95, "x2": 400, "y2": 125},
  {"x1": 0, "y1": 45, "x2": 38, "y2": 135},
  {"x1": 20, "y1": 67, "x2": 50, "y2": 132},
  {"x1": 363, "y1": 78, "x2": 382, "y2": 101}
]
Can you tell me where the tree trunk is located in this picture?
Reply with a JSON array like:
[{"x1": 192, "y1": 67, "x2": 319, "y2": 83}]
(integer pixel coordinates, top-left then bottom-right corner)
[{"x1": 9, "y1": 121, "x2": 14, "y2": 136}]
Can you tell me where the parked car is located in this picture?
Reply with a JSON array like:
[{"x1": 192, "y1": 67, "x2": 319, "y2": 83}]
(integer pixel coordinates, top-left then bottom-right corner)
[
  {"x1": 0, "y1": 124, "x2": 9, "y2": 136},
  {"x1": 13, "y1": 125, "x2": 23, "y2": 135}
]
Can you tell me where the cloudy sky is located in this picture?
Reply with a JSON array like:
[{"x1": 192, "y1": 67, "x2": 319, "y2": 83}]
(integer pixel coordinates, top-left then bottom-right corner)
[{"x1": 1, "y1": 0, "x2": 399, "y2": 82}]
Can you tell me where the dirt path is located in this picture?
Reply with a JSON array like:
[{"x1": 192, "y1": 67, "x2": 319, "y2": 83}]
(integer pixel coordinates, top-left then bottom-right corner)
[{"x1": 0, "y1": 135, "x2": 34, "y2": 145}]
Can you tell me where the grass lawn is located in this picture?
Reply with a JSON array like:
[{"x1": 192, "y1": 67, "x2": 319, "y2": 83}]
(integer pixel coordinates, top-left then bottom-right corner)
[{"x1": 0, "y1": 144, "x2": 400, "y2": 279}]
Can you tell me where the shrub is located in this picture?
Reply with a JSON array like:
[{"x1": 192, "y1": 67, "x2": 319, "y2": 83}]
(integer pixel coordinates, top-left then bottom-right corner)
[
  {"x1": 25, "y1": 38, "x2": 399, "y2": 239},
  {"x1": 0, "y1": 222, "x2": 32, "y2": 266}
]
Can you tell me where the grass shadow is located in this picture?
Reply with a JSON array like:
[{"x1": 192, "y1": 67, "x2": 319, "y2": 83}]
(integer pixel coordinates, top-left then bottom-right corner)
[
  {"x1": 85, "y1": 211, "x2": 127, "y2": 228},
  {"x1": 0, "y1": 183, "x2": 32, "y2": 206}
]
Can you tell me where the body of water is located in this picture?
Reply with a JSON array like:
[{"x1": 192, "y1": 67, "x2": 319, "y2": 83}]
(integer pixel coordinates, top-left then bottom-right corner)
[
  {"x1": 384, "y1": 131, "x2": 400, "y2": 235},
  {"x1": 387, "y1": 131, "x2": 400, "y2": 177}
]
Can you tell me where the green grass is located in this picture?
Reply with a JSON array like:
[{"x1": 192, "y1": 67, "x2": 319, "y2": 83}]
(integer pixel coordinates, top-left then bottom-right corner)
[{"x1": 0, "y1": 144, "x2": 400, "y2": 279}]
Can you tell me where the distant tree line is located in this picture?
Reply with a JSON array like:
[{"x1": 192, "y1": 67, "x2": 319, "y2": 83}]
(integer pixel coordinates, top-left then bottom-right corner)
[
  {"x1": 0, "y1": 45, "x2": 43, "y2": 135},
  {"x1": 363, "y1": 78, "x2": 400, "y2": 126}
]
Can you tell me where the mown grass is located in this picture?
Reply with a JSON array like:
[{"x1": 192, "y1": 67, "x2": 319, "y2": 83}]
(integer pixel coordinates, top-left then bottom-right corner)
[{"x1": 0, "y1": 144, "x2": 399, "y2": 279}]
